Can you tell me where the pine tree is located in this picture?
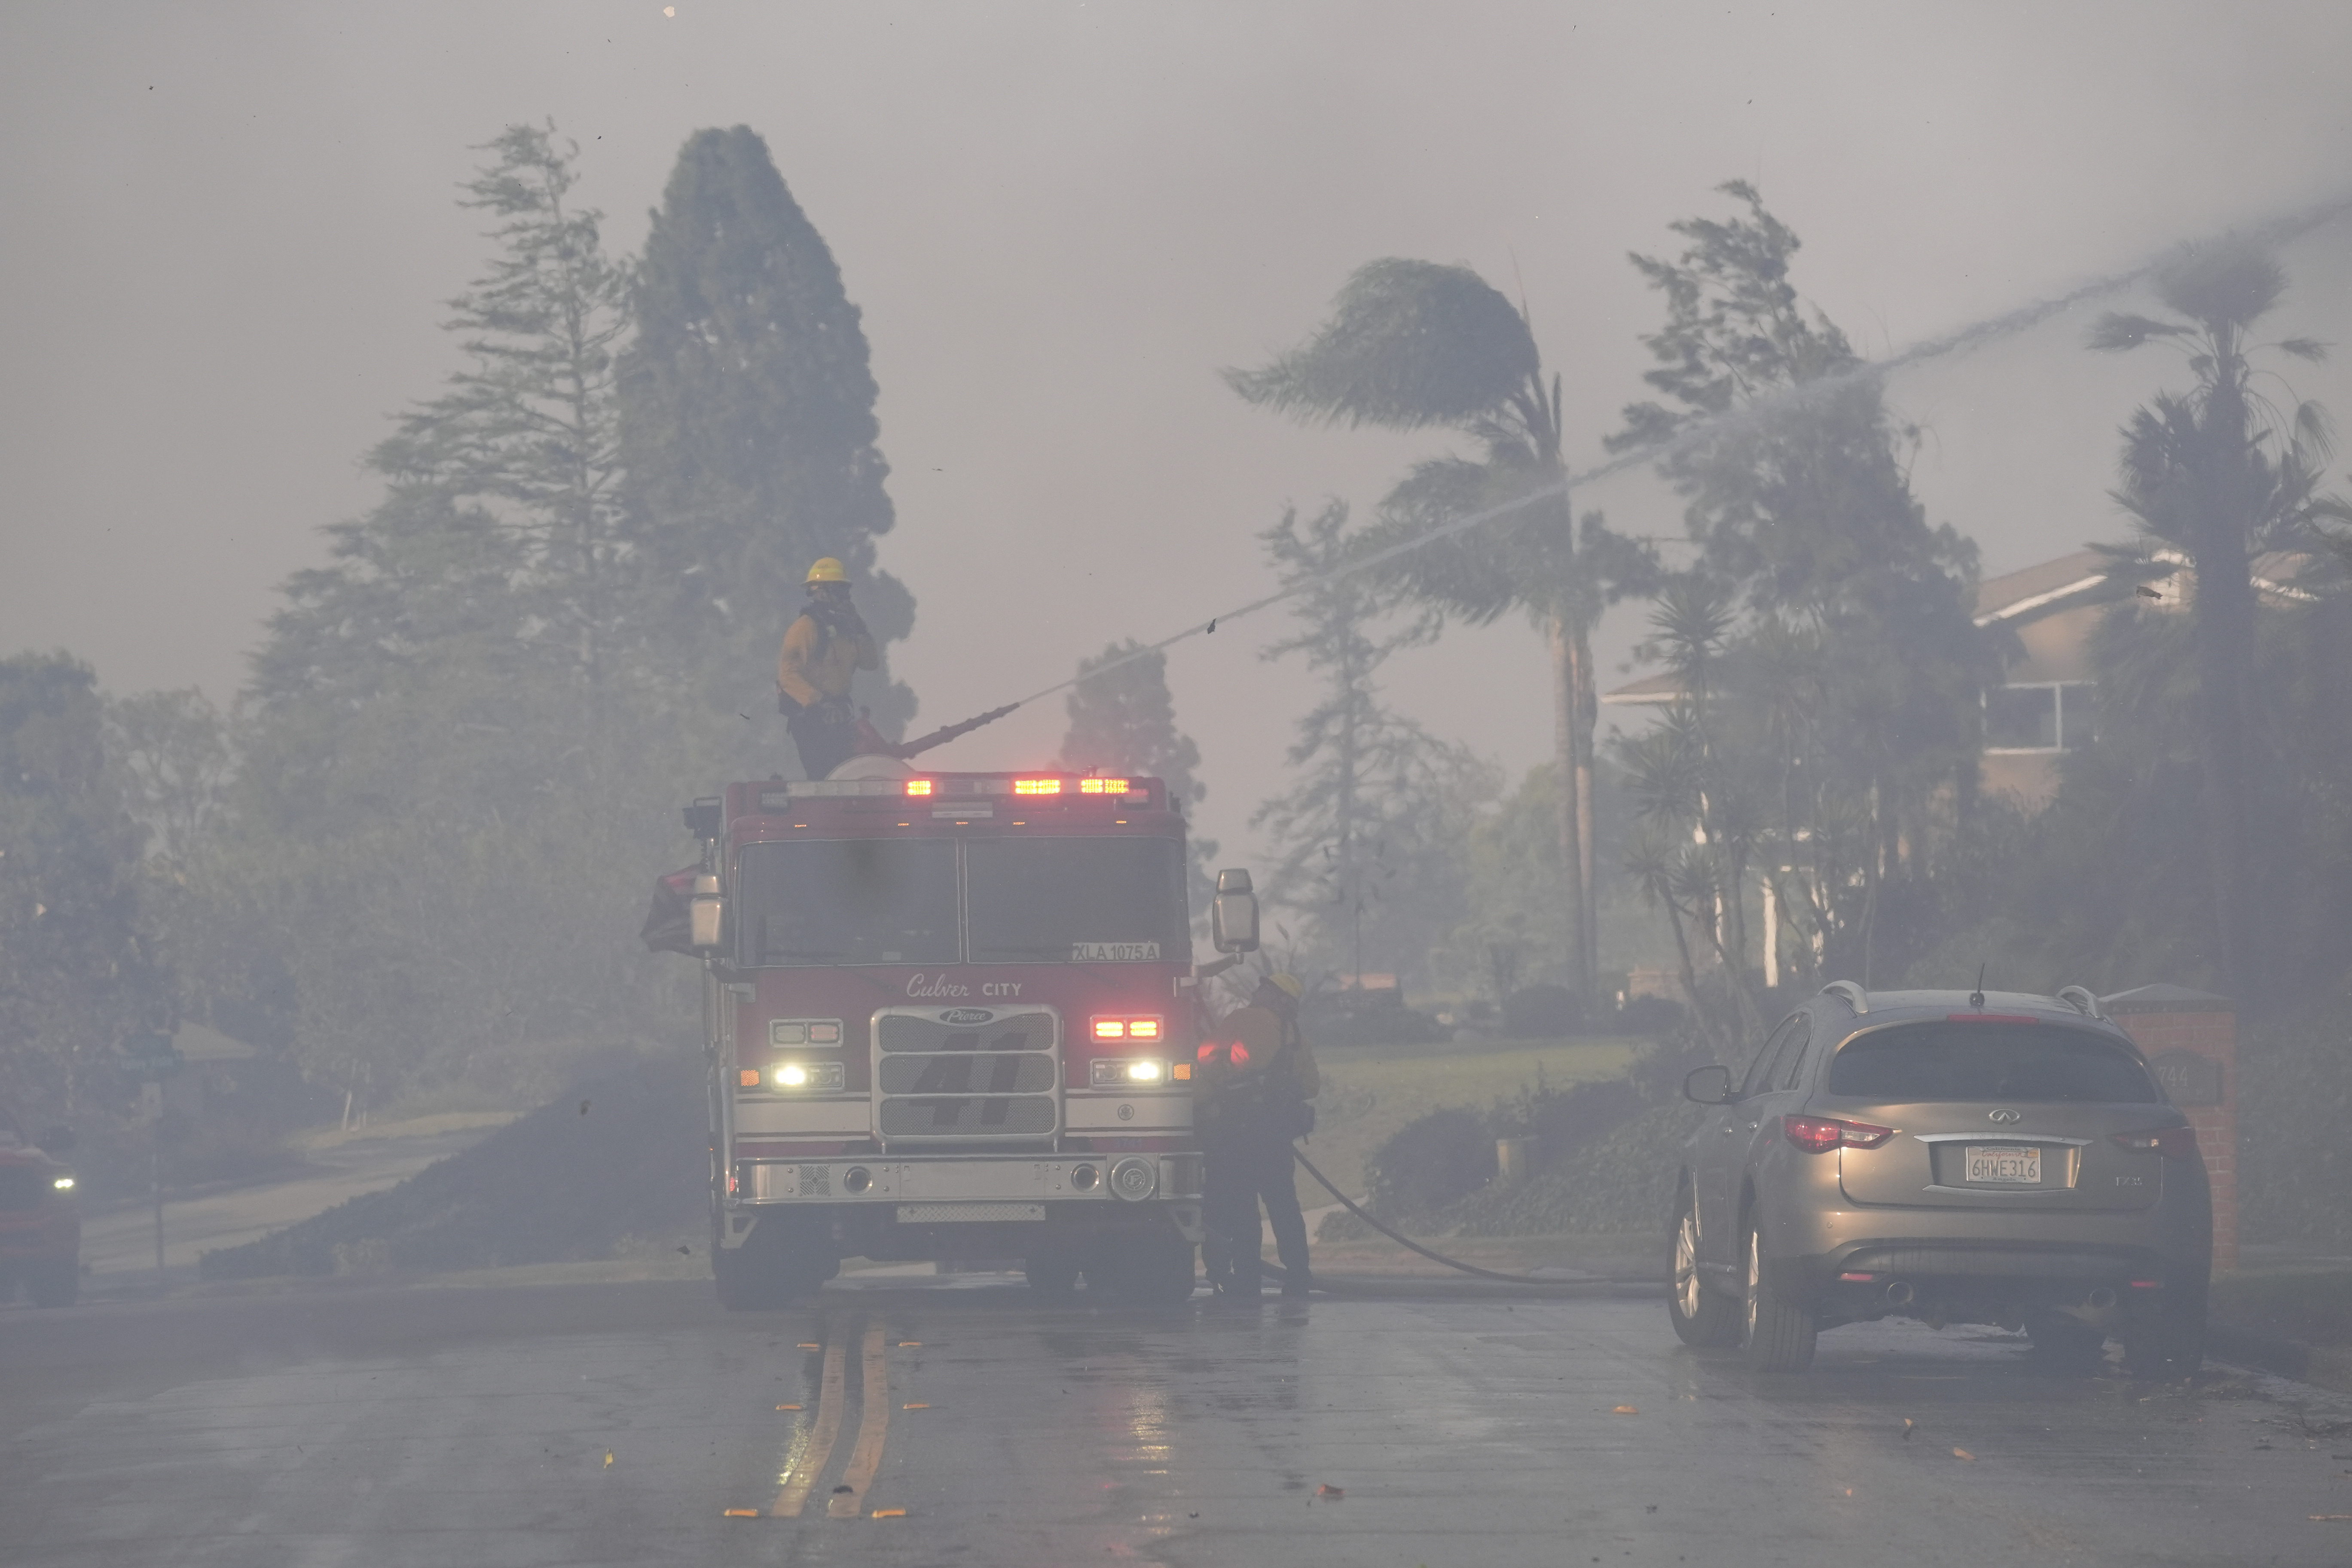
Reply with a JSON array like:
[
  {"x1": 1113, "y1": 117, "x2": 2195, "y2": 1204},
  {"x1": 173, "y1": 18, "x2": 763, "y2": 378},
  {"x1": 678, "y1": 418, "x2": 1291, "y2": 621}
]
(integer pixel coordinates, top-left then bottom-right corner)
[
  {"x1": 218, "y1": 125, "x2": 709, "y2": 1100},
  {"x1": 356, "y1": 122, "x2": 636, "y2": 692},
  {"x1": 619, "y1": 125, "x2": 915, "y2": 736},
  {"x1": 250, "y1": 122, "x2": 633, "y2": 720},
  {"x1": 1251, "y1": 504, "x2": 1489, "y2": 982}
]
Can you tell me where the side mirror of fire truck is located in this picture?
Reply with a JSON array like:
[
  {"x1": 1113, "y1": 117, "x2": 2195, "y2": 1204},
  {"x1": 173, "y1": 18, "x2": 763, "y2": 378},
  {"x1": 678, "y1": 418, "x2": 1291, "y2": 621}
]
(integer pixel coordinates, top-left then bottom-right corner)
[
  {"x1": 687, "y1": 873, "x2": 725, "y2": 954},
  {"x1": 1210, "y1": 868, "x2": 1260, "y2": 954}
]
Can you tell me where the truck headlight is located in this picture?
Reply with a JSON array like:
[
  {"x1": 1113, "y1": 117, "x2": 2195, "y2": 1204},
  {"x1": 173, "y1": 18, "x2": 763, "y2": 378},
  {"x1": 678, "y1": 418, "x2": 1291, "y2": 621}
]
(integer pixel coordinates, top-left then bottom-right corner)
[
  {"x1": 773, "y1": 1061, "x2": 845, "y2": 1091},
  {"x1": 1090, "y1": 1059, "x2": 1167, "y2": 1088}
]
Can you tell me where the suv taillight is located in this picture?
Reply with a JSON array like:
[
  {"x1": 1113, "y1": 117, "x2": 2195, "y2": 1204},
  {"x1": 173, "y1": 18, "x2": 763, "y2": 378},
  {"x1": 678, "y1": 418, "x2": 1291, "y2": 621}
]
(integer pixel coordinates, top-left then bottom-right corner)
[
  {"x1": 2111, "y1": 1126, "x2": 2199, "y2": 1158},
  {"x1": 1783, "y1": 1114, "x2": 1895, "y2": 1154}
]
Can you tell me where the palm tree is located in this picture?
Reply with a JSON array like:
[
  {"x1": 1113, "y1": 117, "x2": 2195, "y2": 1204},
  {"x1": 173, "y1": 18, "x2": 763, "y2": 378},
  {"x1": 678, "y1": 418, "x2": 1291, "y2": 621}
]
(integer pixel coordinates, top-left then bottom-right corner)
[
  {"x1": 2089, "y1": 241, "x2": 2345, "y2": 1004},
  {"x1": 1226, "y1": 260, "x2": 1648, "y2": 1007}
]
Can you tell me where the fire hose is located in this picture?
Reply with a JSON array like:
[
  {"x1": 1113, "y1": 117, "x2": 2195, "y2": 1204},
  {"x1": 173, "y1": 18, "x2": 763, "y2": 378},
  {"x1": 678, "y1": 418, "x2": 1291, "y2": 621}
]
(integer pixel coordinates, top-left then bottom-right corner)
[{"x1": 1264, "y1": 1145, "x2": 1654, "y2": 1291}]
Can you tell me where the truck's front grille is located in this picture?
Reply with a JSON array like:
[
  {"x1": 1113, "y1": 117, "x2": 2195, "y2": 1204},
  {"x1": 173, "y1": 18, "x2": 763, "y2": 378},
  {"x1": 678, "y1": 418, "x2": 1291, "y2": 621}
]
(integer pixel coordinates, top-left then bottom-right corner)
[
  {"x1": 873, "y1": 1006, "x2": 1060, "y2": 1146},
  {"x1": 877, "y1": 1054, "x2": 1057, "y2": 1094}
]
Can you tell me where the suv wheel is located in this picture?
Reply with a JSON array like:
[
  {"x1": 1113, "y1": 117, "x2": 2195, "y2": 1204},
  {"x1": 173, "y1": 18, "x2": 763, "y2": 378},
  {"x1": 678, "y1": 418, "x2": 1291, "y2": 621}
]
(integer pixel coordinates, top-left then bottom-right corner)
[
  {"x1": 2122, "y1": 1275, "x2": 2207, "y2": 1379},
  {"x1": 1667, "y1": 1185, "x2": 1737, "y2": 1347},
  {"x1": 1741, "y1": 1213, "x2": 1817, "y2": 1372}
]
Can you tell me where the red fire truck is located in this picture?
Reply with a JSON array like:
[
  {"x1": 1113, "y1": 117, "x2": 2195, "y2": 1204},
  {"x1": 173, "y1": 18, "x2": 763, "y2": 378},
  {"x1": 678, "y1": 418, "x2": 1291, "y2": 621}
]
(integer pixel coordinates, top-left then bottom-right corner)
[{"x1": 668, "y1": 755, "x2": 1259, "y2": 1308}]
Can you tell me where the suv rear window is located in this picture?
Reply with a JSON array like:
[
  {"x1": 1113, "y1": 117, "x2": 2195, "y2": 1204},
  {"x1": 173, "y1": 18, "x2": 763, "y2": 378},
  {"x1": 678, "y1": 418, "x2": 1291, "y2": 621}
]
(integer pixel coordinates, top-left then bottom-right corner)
[{"x1": 1827, "y1": 1021, "x2": 2161, "y2": 1103}]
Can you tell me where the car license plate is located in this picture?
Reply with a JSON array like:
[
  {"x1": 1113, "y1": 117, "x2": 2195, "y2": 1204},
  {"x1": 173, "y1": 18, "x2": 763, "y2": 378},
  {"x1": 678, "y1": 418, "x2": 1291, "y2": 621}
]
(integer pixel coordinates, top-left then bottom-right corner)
[{"x1": 1964, "y1": 1145, "x2": 2040, "y2": 1184}]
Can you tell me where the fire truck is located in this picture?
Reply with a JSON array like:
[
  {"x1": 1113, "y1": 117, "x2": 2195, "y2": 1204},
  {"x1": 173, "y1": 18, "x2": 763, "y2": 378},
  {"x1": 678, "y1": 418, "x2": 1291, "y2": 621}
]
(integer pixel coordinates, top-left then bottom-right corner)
[{"x1": 666, "y1": 752, "x2": 1260, "y2": 1308}]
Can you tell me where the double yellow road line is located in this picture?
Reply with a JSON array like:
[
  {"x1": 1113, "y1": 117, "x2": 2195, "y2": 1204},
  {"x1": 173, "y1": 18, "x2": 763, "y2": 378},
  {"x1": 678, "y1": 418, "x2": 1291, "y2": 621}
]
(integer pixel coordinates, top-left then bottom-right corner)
[{"x1": 770, "y1": 1319, "x2": 896, "y2": 1519}]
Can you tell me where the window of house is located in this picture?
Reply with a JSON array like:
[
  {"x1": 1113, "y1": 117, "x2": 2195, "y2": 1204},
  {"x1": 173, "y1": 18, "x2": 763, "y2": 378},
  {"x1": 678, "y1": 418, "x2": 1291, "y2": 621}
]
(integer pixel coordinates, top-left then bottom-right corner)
[
  {"x1": 2059, "y1": 682, "x2": 2096, "y2": 747},
  {"x1": 1985, "y1": 682, "x2": 2096, "y2": 752},
  {"x1": 1986, "y1": 685, "x2": 2058, "y2": 749}
]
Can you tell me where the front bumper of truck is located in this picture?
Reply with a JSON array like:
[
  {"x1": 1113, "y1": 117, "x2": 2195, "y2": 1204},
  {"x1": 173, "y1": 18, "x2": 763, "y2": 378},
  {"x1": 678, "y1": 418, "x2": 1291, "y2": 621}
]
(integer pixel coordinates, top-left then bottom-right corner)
[{"x1": 719, "y1": 1151, "x2": 1206, "y2": 1250}]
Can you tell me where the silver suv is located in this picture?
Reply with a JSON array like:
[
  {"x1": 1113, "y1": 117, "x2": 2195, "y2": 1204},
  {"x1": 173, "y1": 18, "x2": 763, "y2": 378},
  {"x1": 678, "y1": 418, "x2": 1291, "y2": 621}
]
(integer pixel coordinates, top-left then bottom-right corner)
[{"x1": 1668, "y1": 983, "x2": 2211, "y2": 1375}]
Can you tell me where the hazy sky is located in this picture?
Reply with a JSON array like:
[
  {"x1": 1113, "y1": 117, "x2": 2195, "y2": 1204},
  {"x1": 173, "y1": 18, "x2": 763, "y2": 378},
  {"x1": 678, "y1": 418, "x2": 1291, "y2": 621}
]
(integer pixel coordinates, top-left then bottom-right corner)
[{"x1": 5, "y1": 1, "x2": 2350, "y2": 864}]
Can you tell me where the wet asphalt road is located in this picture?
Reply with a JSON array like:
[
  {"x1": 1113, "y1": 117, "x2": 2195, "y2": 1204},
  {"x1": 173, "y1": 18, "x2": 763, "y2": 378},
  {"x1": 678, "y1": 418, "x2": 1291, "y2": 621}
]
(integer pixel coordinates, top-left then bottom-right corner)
[{"x1": 7, "y1": 1276, "x2": 2352, "y2": 1567}]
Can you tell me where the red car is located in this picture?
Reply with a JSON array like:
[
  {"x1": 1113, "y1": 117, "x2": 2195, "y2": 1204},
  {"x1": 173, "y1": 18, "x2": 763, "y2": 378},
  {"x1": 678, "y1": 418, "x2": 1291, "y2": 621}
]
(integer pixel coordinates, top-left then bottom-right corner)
[{"x1": 0, "y1": 1106, "x2": 79, "y2": 1307}]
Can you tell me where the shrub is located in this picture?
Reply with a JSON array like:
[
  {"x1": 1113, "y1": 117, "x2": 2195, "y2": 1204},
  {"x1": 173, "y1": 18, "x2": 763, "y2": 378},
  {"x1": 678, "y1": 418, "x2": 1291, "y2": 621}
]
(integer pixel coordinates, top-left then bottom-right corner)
[
  {"x1": 1363, "y1": 1106, "x2": 1496, "y2": 1224},
  {"x1": 1321, "y1": 1029, "x2": 1716, "y2": 1243},
  {"x1": 1301, "y1": 987, "x2": 1450, "y2": 1046},
  {"x1": 1450, "y1": 1101, "x2": 1700, "y2": 1237},
  {"x1": 2238, "y1": 987, "x2": 2352, "y2": 1252}
]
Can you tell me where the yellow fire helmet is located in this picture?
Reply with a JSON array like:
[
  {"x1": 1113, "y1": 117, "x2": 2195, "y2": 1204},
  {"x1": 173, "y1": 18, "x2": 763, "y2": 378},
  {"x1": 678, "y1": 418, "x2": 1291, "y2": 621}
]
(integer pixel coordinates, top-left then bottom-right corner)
[
  {"x1": 804, "y1": 557, "x2": 849, "y2": 585},
  {"x1": 1266, "y1": 972, "x2": 1304, "y2": 1000}
]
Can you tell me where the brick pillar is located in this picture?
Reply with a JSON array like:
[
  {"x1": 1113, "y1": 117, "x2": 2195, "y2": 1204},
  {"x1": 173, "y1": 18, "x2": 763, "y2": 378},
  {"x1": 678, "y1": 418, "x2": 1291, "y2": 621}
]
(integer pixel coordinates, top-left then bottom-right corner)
[{"x1": 2103, "y1": 985, "x2": 2236, "y2": 1272}]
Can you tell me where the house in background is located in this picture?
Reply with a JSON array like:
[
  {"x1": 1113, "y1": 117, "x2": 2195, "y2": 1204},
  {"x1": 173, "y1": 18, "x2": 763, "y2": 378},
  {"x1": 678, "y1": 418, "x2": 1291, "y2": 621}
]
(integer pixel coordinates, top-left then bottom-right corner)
[
  {"x1": 1602, "y1": 546, "x2": 2319, "y2": 812},
  {"x1": 1972, "y1": 548, "x2": 2116, "y2": 807}
]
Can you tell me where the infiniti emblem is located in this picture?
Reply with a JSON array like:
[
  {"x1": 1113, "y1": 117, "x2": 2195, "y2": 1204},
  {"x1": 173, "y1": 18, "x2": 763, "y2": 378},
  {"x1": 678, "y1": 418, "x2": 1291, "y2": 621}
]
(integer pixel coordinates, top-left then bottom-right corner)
[{"x1": 1986, "y1": 1108, "x2": 2023, "y2": 1123}]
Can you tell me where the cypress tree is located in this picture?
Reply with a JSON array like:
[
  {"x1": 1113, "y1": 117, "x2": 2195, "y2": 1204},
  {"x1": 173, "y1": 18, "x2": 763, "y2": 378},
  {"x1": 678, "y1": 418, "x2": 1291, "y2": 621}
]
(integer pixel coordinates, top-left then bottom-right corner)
[{"x1": 620, "y1": 126, "x2": 915, "y2": 735}]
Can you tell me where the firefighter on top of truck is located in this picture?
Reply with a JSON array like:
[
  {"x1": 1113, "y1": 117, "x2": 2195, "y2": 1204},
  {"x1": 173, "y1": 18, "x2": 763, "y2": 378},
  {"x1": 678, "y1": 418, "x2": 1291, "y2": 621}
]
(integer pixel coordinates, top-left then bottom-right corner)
[
  {"x1": 777, "y1": 556, "x2": 879, "y2": 781},
  {"x1": 1198, "y1": 972, "x2": 1319, "y2": 1297}
]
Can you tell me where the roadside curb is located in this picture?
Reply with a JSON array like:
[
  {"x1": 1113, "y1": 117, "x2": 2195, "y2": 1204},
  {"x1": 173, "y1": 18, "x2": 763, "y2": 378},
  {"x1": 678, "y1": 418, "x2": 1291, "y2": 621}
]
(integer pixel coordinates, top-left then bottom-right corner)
[
  {"x1": 2209, "y1": 1323, "x2": 2352, "y2": 1393},
  {"x1": 2210, "y1": 1323, "x2": 2308, "y2": 1379}
]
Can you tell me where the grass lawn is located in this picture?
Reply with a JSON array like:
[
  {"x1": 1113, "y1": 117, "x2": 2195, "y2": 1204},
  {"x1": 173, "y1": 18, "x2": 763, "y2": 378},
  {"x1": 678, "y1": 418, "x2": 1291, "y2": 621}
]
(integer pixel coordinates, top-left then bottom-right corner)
[{"x1": 1295, "y1": 1036, "x2": 1642, "y2": 1210}]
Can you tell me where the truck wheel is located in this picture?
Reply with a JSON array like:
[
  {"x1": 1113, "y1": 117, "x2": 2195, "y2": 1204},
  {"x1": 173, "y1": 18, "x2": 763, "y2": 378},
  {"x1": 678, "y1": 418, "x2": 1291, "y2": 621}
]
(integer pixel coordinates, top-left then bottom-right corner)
[
  {"x1": 1667, "y1": 1185, "x2": 1738, "y2": 1348},
  {"x1": 717, "y1": 1220, "x2": 835, "y2": 1311},
  {"x1": 1097, "y1": 1235, "x2": 1196, "y2": 1304},
  {"x1": 1144, "y1": 1238, "x2": 1199, "y2": 1303},
  {"x1": 720, "y1": 1254, "x2": 831, "y2": 1311},
  {"x1": 1741, "y1": 1213, "x2": 1817, "y2": 1372},
  {"x1": 26, "y1": 1255, "x2": 76, "y2": 1308},
  {"x1": 1023, "y1": 1255, "x2": 1080, "y2": 1294}
]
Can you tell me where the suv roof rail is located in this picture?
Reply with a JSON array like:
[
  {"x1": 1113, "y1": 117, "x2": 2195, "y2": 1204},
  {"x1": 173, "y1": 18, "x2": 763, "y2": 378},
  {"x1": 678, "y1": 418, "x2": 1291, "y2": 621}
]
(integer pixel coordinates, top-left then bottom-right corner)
[
  {"x1": 2056, "y1": 985, "x2": 2104, "y2": 1020},
  {"x1": 1819, "y1": 980, "x2": 1869, "y2": 1014}
]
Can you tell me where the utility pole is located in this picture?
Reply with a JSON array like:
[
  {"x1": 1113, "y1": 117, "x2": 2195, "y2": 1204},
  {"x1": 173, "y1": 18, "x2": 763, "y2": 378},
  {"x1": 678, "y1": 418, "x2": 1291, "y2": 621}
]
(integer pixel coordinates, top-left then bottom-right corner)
[
  {"x1": 120, "y1": 1032, "x2": 183, "y2": 1296},
  {"x1": 150, "y1": 1094, "x2": 165, "y2": 1284}
]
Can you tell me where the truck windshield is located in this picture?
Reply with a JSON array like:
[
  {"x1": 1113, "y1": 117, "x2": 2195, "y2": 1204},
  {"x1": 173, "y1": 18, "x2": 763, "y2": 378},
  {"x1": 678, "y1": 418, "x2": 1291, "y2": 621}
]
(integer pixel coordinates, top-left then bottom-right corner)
[
  {"x1": 964, "y1": 837, "x2": 1189, "y2": 964},
  {"x1": 1827, "y1": 1022, "x2": 2162, "y2": 1103},
  {"x1": 735, "y1": 839, "x2": 960, "y2": 966}
]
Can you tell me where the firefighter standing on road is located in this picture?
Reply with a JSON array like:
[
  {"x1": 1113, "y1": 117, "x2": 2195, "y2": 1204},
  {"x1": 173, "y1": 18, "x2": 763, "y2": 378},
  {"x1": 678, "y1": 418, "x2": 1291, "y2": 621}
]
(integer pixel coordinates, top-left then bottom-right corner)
[
  {"x1": 1199, "y1": 972, "x2": 1319, "y2": 1297},
  {"x1": 777, "y1": 558, "x2": 880, "y2": 781}
]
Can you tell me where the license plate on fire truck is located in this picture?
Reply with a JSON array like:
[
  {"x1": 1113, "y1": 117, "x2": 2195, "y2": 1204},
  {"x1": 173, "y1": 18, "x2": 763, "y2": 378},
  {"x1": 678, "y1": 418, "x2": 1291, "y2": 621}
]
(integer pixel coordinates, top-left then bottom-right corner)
[{"x1": 1963, "y1": 1145, "x2": 2040, "y2": 1184}]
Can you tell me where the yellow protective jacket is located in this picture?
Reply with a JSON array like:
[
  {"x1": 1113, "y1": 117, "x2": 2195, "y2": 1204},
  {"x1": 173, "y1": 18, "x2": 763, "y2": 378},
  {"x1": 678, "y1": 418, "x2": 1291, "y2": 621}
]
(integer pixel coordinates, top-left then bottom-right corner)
[
  {"x1": 1196, "y1": 1003, "x2": 1317, "y2": 1140},
  {"x1": 776, "y1": 611, "x2": 878, "y2": 709},
  {"x1": 1225, "y1": 1004, "x2": 1319, "y2": 1098}
]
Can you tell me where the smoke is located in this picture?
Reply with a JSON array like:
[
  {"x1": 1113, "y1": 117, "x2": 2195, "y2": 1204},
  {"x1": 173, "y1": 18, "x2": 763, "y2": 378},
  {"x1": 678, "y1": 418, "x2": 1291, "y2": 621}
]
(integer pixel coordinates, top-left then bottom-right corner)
[{"x1": 1004, "y1": 188, "x2": 2352, "y2": 715}]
